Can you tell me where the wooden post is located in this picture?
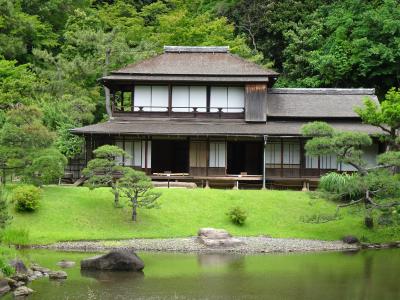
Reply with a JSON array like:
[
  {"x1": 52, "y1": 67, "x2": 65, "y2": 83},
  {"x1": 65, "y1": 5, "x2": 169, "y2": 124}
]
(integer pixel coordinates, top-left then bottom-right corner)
[{"x1": 262, "y1": 135, "x2": 267, "y2": 189}]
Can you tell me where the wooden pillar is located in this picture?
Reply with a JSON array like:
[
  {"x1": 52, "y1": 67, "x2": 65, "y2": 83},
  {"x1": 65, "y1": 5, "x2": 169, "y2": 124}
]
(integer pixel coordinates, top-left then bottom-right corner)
[
  {"x1": 104, "y1": 87, "x2": 112, "y2": 117},
  {"x1": 144, "y1": 139, "x2": 148, "y2": 174},
  {"x1": 280, "y1": 138, "x2": 284, "y2": 178},
  {"x1": 262, "y1": 135, "x2": 267, "y2": 189},
  {"x1": 168, "y1": 84, "x2": 172, "y2": 116}
]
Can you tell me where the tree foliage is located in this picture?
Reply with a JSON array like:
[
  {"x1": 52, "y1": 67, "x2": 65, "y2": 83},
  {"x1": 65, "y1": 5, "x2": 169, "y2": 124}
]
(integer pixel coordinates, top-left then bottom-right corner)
[
  {"x1": 302, "y1": 121, "x2": 400, "y2": 228},
  {"x1": 0, "y1": 105, "x2": 66, "y2": 185},
  {"x1": 82, "y1": 144, "x2": 128, "y2": 207},
  {"x1": 118, "y1": 169, "x2": 160, "y2": 221}
]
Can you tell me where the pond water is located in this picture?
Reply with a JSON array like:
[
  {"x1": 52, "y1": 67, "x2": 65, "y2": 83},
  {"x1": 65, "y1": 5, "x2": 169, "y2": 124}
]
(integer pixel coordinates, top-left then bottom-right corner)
[{"x1": 5, "y1": 249, "x2": 400, "y2": 300}]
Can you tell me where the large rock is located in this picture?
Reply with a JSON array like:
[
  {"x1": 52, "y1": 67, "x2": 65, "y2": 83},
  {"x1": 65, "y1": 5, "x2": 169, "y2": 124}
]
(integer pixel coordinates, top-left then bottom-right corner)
[
  {"x1": 9, "y1": 259, "x2": 28, "y2": 274},
  {"x1": 13, "y1": 286, "x2": 34, "y2": 297},
  {"x1": 198, "y1": 228, "x2": 232, "y2": 239},
  {"x1": 11, "y1": 274, "x2": 29, "y2": 284},
  {"x1": 80, "y1": 251, "x2": 144, "y2": 271},
  {"x1": 198, "y1": 228, "x2": 244, "y2": 248}
]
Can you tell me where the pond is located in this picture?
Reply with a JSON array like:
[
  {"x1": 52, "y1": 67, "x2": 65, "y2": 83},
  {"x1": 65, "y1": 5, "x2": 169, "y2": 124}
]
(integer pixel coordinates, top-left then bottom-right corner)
[{"x1": 5, "y1": 249, "x2": 400, "y2": 300}]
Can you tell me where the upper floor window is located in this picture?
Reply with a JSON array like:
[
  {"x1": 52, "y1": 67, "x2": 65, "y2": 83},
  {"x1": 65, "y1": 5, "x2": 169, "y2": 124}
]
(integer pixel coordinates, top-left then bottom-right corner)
[
  {"x1": 172, "y1": 86, "x2": 207, "y2": 112},
  {"x1": 210, "y1": 86, "x2": 244, "y2": 112},
  {"x1": 134, "y1": 85, "x2": 168, "y2": 112}
]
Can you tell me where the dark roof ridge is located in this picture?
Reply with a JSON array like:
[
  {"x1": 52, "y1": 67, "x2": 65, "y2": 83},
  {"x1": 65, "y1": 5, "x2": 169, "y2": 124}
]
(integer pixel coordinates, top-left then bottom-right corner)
[
  {"x1": 269, "y1": 88, "x2": 375, "y2": 95},
  {"x1": 164, "y1": 45, "x2": 229, "y2": 53}
]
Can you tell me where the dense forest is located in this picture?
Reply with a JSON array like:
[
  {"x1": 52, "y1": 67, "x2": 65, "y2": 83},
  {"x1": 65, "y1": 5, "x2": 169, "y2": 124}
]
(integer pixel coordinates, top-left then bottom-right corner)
[{"x1": 1, "y1": 0, "x2": 400, "y2": 162}]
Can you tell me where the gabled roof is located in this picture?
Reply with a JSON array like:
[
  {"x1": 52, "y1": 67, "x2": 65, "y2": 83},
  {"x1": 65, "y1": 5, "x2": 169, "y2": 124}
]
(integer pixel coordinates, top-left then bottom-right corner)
[
  {"x1": 102, "y1": 46, "x2": 278, "y2": 84},
  {"x1": 267, "y1": 88, "x2": 378, "y2": 118}
]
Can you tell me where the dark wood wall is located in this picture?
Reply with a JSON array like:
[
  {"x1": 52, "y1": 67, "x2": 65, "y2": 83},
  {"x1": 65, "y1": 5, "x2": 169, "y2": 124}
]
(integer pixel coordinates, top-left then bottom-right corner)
[{"x1": 244, "y1": 84, "x2": 267, "y2": 122}]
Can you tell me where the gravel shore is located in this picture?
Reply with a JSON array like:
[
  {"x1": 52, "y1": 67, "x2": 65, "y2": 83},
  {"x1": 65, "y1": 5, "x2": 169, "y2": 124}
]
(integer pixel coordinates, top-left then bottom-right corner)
[{"x1": 33, "y1": 237, "x2": 359, "y2": 254}]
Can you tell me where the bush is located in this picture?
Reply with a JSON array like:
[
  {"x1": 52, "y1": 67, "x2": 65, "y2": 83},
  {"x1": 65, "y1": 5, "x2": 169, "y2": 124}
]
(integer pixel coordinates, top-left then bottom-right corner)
[
  {"x1": 319, "y1": 172, "x2": 362, "y2": 201},
  {"x1": 12, "y1": 185, "x2": 41, "y2": 212},
  {"x1": 227, "y1": 206, "x2": 247, "y2": 225}
]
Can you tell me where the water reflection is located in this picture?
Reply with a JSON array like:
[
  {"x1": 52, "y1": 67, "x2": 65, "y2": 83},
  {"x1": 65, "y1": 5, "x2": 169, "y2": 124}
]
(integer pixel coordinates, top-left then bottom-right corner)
[
  {"x1": 6, "y1": 249, "x2": 400, "y2": 300},
  {"x1": 197, "y1": 253, "x2": 245, "y2": 268},
  {"x1": 81, "y1": 269, "x2": 145, "y2": 283}
]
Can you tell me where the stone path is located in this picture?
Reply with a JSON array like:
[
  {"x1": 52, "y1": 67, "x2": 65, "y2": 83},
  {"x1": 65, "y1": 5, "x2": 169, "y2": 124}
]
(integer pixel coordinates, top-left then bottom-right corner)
[{"x1": 34, "y1": 236, "x2": 359, "y2": 254}]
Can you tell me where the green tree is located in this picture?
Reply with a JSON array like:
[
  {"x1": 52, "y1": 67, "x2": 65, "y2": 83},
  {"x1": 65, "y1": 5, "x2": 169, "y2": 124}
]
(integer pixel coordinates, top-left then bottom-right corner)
[
  {"x1": 280, "y1": 0, "x2": 400, "y2": 95},
  {"x1": 356, "y1": 88, "x2": 400, "y2": 151},
  {"x1": 0, "y1": 58, "x2": 38, "y2": 110},
  {"x1": 119, "y1": 169, "x2": 160, "y2": 221},
  {"x1": 82, "y1": 145, "x2": 128, "y2": 207},
  {"x1": 0, "y1": 105, "x2": 65, "y2": 186},
  {"x1": 301, "y1": 121, "x2": 400, "y2": 228}
]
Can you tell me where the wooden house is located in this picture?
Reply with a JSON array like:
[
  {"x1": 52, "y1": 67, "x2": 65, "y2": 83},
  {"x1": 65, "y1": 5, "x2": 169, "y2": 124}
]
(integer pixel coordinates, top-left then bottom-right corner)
[{"x1": 71, "y1": 46, "x2": 382, "y2": 188}]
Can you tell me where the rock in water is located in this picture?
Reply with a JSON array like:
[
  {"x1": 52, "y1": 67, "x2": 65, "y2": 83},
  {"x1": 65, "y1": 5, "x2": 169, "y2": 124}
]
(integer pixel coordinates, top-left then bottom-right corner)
[
  {"x1": 80, "y1": 251, "x2": 144, "y2": 271},
  {"x1": 9, "y1": 259, "x2": 28, "y2": 274},
  {"x1": 198, "y1": 228, "x2": 244, "y2": 248},
  {"x1": 13, "y1": 286, "x2": 34, "y2": 297},
  {"x1": 57, "y1": 260, "x2": 76, "y2": 268},
  {"x1": 48, "y1": 271, "x2": 68, "y2": 280}
]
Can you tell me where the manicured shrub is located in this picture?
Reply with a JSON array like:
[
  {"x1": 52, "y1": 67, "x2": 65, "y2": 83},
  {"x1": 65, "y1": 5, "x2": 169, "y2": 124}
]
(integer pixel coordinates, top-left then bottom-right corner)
[
  {"x1": 227, "y1": 206, "x2": 247, "y2": 225},
  {"x1": 319, "y1": 172, "x2": 361, "y2": 201},
  {"x1": 12, "y1": 185, "x2": 41, "y2": 212}
]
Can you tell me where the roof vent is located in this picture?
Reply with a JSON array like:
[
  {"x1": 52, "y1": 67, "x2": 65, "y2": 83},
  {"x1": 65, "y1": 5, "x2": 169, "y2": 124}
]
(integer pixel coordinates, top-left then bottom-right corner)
[{"x1": 164, "y1": 46, "x2": 229, "y2": 53}]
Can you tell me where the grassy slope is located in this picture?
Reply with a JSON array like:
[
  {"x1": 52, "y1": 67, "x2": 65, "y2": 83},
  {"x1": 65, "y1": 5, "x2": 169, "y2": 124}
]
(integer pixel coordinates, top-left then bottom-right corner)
[{"x1": 9, "y1": 186, "x2": 400, "y2": 244}]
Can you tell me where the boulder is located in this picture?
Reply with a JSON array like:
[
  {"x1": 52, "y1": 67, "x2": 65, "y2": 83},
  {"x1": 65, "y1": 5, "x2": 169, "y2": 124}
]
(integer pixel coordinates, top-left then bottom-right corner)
[
  {"x1": 81, "y1": 251, "x2": 144, "y2": 271},
  {"x1": 48, "y1": 271, "x2": 68, "y2": 280},
  {"x1": 13, "y1": 286, "x2": 34, "y2": 297},
  {"x1": 342, "y1": 235, "x2": 359, "y2": 244},
  {"x1": 198, "y1": 228, "x2": 244, "y2": 248},
  {"x1": 0, "y1": 279, "x2": 10, "y2": 296},
  {"x1": 57, "y1": 260, "x2": 76, "y2": 268},
  {"x1": 198, "y1": 228, "x2": 232, "y2": 239},
  {"x1": 9, "y1": 259, "x2": 28, "y2": 274}
]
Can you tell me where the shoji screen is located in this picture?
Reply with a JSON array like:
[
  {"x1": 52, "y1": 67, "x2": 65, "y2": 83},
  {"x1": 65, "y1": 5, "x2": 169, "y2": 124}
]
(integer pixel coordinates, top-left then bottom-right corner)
[
  {"x1": 227, "y1": 87, "x2": 244, "y2": 112},
  {"x1": 210, "y1": 87, "x2": 227, "y2": 112},
  {"x1": 189, "y1": 86, "x2": 207, "y2": 112},
  {"x1": 172, "y1": 86, "x2": 189, "y2": 112},
  {"x1": 209, "y1": 142, "x2": 226, "y2": 167},
  {"x1": 134, "y1": 86, "x2": 151, "y2": 111},
  {"x1": 151, "y1": 86, "x2": 168, "y2": 111}
]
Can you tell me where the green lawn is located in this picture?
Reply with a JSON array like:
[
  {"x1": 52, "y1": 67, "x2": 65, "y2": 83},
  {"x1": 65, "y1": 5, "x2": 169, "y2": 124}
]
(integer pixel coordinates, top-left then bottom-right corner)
[{"x1": 8, "y1": 186, "x2": 400, "y2": 244}]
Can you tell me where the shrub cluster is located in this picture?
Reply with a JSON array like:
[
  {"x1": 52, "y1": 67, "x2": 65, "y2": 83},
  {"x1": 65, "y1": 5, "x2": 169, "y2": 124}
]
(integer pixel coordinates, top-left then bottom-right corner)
[
  {"x1": 319, "y1": 172, "x2": 362, "y2": 201},
  {"x1": 12, "y1": 185, "x2": 41, "y2": 212},
  {"x1": 227, "y1": 206, "x2": 247, "y2": 225}
]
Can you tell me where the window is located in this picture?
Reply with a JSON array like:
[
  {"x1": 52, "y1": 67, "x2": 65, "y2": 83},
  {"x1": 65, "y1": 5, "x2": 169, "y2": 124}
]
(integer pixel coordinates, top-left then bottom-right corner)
[
  {"x1": 134, "y1": 85, "x2": 168, "y2": 112},
  {"x1": 306, "y1": 154, "x2": 337, "y2": 169},
  {"x1": 283, "y1": 142, "x2": 300, "y2": 166},
  {"x1": 209, "y1": 142, "x2": 226, "y2": 167},
  {"x1": 114, "y1": 140, "x2": 146, "y2": 167},
  {"x1": 210, "y1": 86, "x2": 244, "y2": 112},
  {"x1": 265, "y1": 143, "x2": 281, "y2": 167},
  {"x1": 172, "y1": 86, "x2": 207, "y2": 112}
]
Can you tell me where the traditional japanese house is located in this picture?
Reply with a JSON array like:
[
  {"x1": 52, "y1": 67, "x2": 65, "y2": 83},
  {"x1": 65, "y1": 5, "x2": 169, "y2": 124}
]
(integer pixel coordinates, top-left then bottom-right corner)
[{"x1": 71, "y1": 46, "x2": 382, "y2": 188}]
